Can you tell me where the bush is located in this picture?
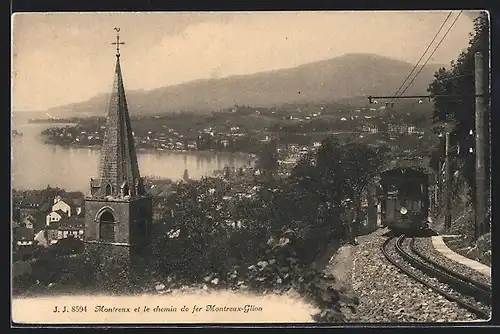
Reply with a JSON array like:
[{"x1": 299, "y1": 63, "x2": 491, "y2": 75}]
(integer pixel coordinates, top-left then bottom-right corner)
[
  {"x1": 144, "y1": 224, "x2": 358, "y2": 322},
  {"x1": 12, "y1": 274, "x2": 38, "y2": 296},
  {"x1": 475, "y1": 233, "x2": 491, "y2": 265},
  {"x1": 141, "y1": 139, "x2": 383, "y2": 320},
  {"x1": 15, "y1": 243, "x2": 136, "y2": 296},
  {"x1": 15, "y1": 138, "x2": 384, "y2": 323},
  {"x1": 446, "y1": 209, "x2": 474, "y2": 236}
]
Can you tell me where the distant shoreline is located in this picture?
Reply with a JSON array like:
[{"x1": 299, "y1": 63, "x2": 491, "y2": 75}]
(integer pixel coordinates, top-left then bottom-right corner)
[
  {"x1": 28, "y1": 118, "x2": 79, "y2": 124},
  {"x1": 40, "y1": 140, "x2": 257, "y2": 158}
]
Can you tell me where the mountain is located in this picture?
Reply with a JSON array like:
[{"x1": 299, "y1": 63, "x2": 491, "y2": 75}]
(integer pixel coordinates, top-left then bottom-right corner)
[{"x1": 47, "y1": 53, "x2": 444, "y2": 117}]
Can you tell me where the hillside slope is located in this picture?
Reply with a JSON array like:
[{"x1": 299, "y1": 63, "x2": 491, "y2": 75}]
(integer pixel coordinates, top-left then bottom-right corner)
[{"x1": 48, "y1": 53, "x2": 443, "y2": 117}]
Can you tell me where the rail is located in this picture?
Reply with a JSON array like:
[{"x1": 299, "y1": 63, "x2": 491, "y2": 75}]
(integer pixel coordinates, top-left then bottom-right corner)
[
  {"x1": 381, "y1": 236, "x2": 490, "y2": 319},
  {"x1": 409, "y1": 238, "x2": 491, "y2": 294}
]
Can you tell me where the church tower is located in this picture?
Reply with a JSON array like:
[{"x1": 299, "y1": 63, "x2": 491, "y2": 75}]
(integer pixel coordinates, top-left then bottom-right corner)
[{"x1": 84, "y1": 29, "x2": 153, "y2": 260}]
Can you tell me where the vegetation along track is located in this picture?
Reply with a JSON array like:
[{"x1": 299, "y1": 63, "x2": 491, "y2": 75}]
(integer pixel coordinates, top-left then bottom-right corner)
[{"x1": 382, "y1": 235, "x2": 491, "y2": 320}]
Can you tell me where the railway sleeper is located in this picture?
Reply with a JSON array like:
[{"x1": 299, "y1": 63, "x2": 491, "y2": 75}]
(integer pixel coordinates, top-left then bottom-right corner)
[
  {"x1": 382, "y1": 238, "x2": 489, "y2": 320},
  {"x1": 409, "y1": 238, "x2": 491, "y2": 294},
  {"x1": 396, "y1": 237, "x2": 491, "y2": 306}
]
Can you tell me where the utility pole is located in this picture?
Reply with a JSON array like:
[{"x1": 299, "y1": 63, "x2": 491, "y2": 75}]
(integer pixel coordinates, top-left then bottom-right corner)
[
  {"x1": 434, "y1": 172, "x2": 439, "y2": 216},
  {"x1": 445, "y1": 132, "x2": 452, "y2": 230},
  {"x1": 474, "y1": 52, "x2": 486, "y2": 240}
]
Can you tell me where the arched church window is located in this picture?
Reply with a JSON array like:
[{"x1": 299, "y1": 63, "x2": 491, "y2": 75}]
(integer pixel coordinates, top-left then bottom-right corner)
[
  {"x1": 105, "y1": 183, "x2": 112, "y2": 196},
  {"x1": 99, "y1": 210, "x2": 115, "y2": 242},
  {"x1": 122, "y1": 182, "x2": 130, "y2": 197}
]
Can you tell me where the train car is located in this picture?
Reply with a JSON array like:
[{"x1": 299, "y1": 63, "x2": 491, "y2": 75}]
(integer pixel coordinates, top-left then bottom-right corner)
[{"x1": 378, "y1": 167, "x2": 430, "y2": 234}]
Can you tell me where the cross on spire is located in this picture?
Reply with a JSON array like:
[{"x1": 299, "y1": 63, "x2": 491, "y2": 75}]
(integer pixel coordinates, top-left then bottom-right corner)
[{"x1": 112, "y1": 27, "x2": 125, "y2": 58}]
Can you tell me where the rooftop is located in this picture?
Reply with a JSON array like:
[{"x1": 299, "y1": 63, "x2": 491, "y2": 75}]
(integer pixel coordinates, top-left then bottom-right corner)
[
  {"x1": 53, "y1": 209, "x2": 69, "y2": 219},
  {"x1": 14, "y1": 226, "x2": 35, "y2": 241},
  {"x1": 19, "y1": 195, "x2": 45, "y2": 206}
]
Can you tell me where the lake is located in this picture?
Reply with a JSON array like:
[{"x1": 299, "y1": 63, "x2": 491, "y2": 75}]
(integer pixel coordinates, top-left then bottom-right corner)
[{"x1": 11, "y1": 115, "x2": 253, "y2": 193}]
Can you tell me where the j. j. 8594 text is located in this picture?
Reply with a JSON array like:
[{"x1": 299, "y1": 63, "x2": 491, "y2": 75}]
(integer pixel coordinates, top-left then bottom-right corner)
[{"x1": 53, "y1": 306, "x2": 87, "y2": 313}]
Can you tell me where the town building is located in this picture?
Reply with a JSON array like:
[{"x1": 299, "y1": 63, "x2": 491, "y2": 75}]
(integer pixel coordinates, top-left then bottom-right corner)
[
  {"x1": 46, "y1": 209, "x2": 69, "y2": 226},
  {"x1": 13, "y1": 226, "x2": 35, "y2": 249},
  {"x1": 16, "y1": 194, "x2": 51, "y2": 223},
  {"x1": 21, "y1": 215, "x2": 36, "y2": 229},
  {"x1": 360, "y1": 123, "x2": 379, "y2": 134},
  {"x1": 84, "y1": 32, "x2": 153, "y2": 263},
  {"x1": 12, "y1": 188, "x2": 86, "y2": 254},
  {"x1": 37, "y1": 215, "x2": 86, "y2": 246},
  {"x1": 56, "y1": 216, "x2": 86, "y2": 241},
  {"x1": 53, "y1": 193, "x2": 84, "y2": 215},
  {"x1": 45, "y1": 192, "x2": 84, "y2": 226},
  {"x1": 388, "y1": 123, "x2": 420, "y2": 135}
]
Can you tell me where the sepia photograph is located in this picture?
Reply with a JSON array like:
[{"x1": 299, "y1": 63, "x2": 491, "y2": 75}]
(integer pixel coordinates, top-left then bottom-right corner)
[{"x1": 11, "y1": 10, "x2": 491, "y2": 325}]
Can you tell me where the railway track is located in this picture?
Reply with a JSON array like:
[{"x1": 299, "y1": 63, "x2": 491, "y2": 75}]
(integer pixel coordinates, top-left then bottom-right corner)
[
  {"x1": 382, "y1": 235, "x2": 491, "y2": 320},
  {"x1": 409, "y1": 238, "x2": 492, "y2": 295}
]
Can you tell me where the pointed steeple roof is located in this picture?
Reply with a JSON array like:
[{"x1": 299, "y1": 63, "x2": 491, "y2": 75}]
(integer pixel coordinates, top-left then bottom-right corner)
[{"x1": 96, "y1": 51, "x2": 142, "y2": 198}]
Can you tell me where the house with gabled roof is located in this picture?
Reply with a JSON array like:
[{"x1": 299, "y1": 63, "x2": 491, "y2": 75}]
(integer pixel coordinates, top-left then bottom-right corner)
[
  {"x1": 52, "y1": 191, "x2": 85, "y2": 217},
  {"x1": 21, "y1": 215, "x2": 36, "y2": 229},
  {"x1": 52, "y1": 198, "x2": 71, "y2": 216},
  {"x1": 45, "y1": 191, "x2": 85, "y2": 227},
  {"x1": 46, "y1": 209, "x2": 69, "y2": 226}
]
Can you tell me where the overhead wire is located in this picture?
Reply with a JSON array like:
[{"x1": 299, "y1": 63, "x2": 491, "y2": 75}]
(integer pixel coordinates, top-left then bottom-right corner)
[
  {"x1": 390, "y1": 12, "x2": 453, "y2": 105},
  {"x1": 436, "y1": 73, "x2": 473, "y2": 82},
  {"x1": 395, "y1": 11, "x2": 464, "y2": 104}
]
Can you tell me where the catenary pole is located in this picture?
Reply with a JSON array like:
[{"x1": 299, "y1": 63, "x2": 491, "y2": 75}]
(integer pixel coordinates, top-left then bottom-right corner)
[
  {"x1": 445, "y1": 132, "x2": 452, "y2": 230},
  {"x1": 474, "y1": 52, "x2": 486, "y2": 240}
]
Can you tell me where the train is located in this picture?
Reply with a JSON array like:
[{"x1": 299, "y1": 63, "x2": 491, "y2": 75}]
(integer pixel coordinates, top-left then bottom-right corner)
[{"x1": 378, "y1": 167, "x2": 431, "y2": 234}]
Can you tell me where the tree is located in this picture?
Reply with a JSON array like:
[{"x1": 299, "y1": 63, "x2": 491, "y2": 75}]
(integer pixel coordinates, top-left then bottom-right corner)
[
  {"x1": 229, "y1": 138, "x2": 236, "y2": 152},
  {"x1": 195, "y1": 136, "x2": 203, "y2": 150},
  {"x1": 151, "y1": 178, "x2": 232, "y2": 278},
  {"x1": 281, "y1": 137, "x2": 386, "y2": 241},
  {"x1": 427, "y1": 12, "x2": 489, "y2": 197},
  {"x1": 315, "y1": 138, "x2": 385, "y2": 222},
  {"x1": 223, "y1": 166, "x2": 231, "y2": 179},
  {"x1": 183, "y1": 169, "x2": 190, "y2": 182},
  {"x1": 256, "y1": 139, "x2": 279, "y2": 177}
]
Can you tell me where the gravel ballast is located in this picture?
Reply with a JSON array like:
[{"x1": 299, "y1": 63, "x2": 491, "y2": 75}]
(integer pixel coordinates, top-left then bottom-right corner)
[
  {"x1": 393, "y1": 238, "x2": 490, "y2": 317},
  {"x1": 328, "y1": 228, "x2": 488, "y2": 323}
]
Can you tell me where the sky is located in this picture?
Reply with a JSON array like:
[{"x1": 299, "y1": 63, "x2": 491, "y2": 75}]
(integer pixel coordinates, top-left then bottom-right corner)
[{"x1": 11, "y1": 11, "x2": 481, "y2": 112}]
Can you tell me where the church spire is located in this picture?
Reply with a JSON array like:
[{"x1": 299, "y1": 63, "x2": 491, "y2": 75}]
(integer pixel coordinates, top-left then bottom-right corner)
[{"x1": 95, "y1": 28, "x2": 142, "y2": 198}]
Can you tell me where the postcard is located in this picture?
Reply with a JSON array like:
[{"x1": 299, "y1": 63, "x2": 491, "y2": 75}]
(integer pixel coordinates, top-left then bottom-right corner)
[{"x1": 11, "y1": 10, "x2": 491, "y2": 326}]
